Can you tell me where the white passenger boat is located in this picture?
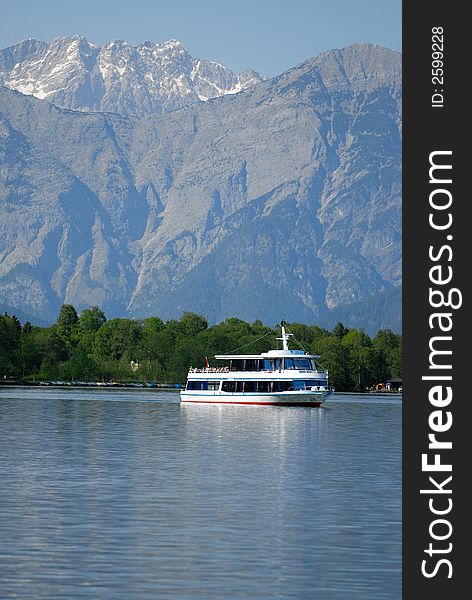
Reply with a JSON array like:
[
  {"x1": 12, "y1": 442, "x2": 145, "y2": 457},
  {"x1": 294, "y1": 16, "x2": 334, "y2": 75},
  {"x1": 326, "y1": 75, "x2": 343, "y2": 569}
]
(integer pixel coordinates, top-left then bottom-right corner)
[{"x1": 180, "y1": 322, "x2": 332, "y2": 406}]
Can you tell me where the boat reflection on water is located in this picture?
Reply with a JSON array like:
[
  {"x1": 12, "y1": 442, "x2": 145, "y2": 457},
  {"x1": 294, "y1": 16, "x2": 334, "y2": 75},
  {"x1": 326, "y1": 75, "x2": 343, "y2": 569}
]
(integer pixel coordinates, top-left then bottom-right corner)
[{"x1": 180, "y1": 400, "x2": 328, "y2": 459}]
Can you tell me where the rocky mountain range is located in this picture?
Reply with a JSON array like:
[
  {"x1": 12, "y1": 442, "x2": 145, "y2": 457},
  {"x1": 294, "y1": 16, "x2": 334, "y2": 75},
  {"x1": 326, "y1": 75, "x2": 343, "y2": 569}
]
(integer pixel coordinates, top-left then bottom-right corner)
[
  {"x1": 0, "y1": 42, "x2": 402, "y2": 332},
  {"x1": 0, "y1": 36, "x2": 264, "y2": 116}
]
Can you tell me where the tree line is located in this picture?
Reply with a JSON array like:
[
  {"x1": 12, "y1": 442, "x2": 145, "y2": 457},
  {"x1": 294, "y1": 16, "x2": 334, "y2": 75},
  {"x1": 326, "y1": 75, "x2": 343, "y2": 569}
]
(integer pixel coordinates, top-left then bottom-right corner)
[{"x1": 0, "y1": 306, "x2": 402, "y2": 391}]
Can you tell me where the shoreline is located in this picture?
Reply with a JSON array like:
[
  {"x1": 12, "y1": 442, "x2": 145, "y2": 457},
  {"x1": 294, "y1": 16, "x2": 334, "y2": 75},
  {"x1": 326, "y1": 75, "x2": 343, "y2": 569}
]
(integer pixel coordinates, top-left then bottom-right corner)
[
  {"x1": 0, "y1": 381, "x2": 181, "y2": 390},
  {"x1": 0, "y1": 382, "x2": 402, "y2": 397}
]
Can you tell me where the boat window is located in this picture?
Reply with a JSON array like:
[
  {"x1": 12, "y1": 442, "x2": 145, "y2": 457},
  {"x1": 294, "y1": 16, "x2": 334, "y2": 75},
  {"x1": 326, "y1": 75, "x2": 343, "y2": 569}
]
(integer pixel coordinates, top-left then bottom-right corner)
[
  {"x1": 292, "y1": 379, "x2": 325, "y2": 390},
  {"x1": 275, "y1": 358, "x2": 282, "y2": 371},
  {"x1": 245, "y1": 360, "x2": 258, "y2": 371},
  {"x1": 243, "y1": 381, "x2": 256, "y2": 392},
  {"x1": 284, "y1": 358, "x2": 295, "y2": 370},
  {"x1": 262, "y1": 359, "x2": 275, "y2": 371},
  {"x1": 294, "y1": 358, "x2": 312, "y2": 370},
  {"x1": 305, "y1": 379, "x2": 325, "y2": 387},
  {"x1": 257, "y1": 381, "x2": 270, "y2": 393},
  {"x1": 186, "y1": 381, "x2": 208, "y2": 390},
  {"x1": 222, "y1": 381, "x2": 237, "y2": 392},
  {"x1": 207, "y1": 381, "x2": 220, "y2": 390},
  {"x1": 279, "y1": 381, "x2": 292, "y2": 391}
]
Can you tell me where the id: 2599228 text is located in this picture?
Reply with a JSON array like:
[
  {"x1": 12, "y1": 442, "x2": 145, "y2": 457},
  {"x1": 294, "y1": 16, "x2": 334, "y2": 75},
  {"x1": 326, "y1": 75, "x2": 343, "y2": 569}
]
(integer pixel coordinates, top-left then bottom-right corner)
[{"x1": 431, "y1": 27, "x2": 444, "y2": 108}]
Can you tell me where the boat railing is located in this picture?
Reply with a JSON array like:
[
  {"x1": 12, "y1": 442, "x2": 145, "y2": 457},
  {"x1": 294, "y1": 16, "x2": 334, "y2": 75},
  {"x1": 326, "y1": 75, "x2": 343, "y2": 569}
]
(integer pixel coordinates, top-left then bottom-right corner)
[{"x1": 188, "y1": 367, "x2": 230, "y2": 373}]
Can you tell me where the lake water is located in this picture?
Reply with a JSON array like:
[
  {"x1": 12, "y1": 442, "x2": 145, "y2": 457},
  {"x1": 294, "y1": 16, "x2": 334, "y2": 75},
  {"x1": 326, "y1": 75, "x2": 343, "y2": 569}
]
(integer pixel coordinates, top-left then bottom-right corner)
[{"x1": 0, "y1": 387, "x2": 401, "y2": 599}]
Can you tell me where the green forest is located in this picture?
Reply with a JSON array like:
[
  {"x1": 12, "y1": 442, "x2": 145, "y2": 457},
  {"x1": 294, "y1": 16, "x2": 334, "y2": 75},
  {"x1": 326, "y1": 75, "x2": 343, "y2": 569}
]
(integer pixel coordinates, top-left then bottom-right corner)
[{"x1": 0, "y1": 306, "x2": 402, "y2": 391}]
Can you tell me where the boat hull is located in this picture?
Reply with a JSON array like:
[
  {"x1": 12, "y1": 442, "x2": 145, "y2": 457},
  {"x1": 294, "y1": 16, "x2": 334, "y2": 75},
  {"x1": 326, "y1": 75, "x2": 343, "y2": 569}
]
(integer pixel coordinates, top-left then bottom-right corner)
[{"x1": 180, "y1": 391, "x2": 330, "y2": 406}]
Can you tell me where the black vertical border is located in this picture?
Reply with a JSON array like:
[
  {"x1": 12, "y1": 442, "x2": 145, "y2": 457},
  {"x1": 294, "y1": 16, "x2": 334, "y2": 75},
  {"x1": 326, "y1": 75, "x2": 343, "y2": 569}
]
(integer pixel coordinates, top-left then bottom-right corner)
[{"x1": 403, "y1": 1, "x2": 467, "y2": 598}]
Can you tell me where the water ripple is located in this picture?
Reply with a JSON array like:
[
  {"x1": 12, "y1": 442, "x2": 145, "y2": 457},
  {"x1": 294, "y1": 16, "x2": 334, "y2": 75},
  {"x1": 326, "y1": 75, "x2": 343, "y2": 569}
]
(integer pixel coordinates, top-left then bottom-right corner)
[{"x1": 0, "y1": 388, "x2": 401, "y2": 599}]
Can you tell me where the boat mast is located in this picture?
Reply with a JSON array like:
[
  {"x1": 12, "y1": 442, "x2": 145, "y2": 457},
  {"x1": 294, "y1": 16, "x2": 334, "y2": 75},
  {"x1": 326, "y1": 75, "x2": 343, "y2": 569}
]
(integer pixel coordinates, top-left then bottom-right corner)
[{"x1": 277, "y1": 320, "x2": 292, "y2": 351}]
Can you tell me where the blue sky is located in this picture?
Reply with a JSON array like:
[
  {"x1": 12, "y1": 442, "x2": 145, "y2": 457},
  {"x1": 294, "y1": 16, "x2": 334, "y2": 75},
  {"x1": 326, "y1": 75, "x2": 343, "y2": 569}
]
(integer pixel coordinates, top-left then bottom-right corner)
[{"x1": 1, "y1": 0, "x2": 401, "y2": 76}]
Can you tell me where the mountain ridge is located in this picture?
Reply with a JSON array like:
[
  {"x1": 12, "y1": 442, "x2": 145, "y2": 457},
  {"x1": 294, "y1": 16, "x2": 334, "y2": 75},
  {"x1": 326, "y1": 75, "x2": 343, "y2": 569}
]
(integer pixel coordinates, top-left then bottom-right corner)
[
  {"x1": 0, "y1": 36, "x2": 265, "y2": 116},
  {"x1": 0, "y1": 43, "x2": 402, "y2": 331}
]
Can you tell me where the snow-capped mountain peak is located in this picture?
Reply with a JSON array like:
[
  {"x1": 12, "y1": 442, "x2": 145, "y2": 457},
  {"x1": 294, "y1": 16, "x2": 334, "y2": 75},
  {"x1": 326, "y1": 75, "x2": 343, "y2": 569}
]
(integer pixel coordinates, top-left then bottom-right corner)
[{"x1": 0, "y1": 36, "x2": 265, "y2": 115}]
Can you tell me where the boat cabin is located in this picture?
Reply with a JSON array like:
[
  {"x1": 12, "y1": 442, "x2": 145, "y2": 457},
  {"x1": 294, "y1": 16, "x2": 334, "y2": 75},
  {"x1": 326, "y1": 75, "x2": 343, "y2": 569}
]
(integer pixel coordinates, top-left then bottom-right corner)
[{"x1": 214, "y1": 350, "x2": 321, "y2": 373}]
